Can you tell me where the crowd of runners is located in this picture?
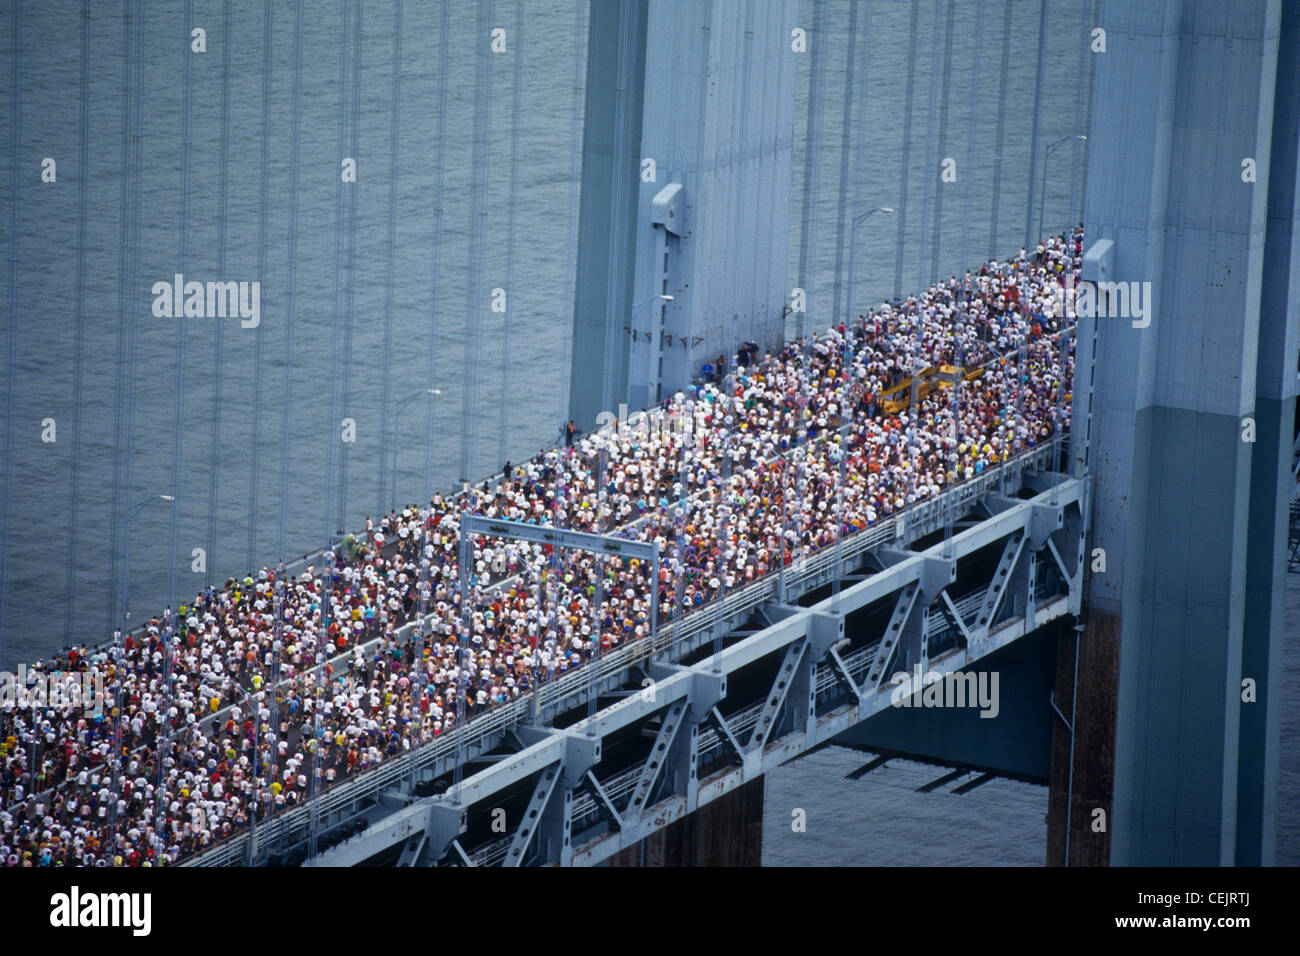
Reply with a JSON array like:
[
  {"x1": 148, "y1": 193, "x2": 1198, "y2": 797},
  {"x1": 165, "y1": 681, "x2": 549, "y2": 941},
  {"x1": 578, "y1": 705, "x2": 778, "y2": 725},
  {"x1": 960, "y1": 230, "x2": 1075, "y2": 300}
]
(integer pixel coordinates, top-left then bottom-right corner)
[{"x1": 0, "y1": 227, "x2": 1082, "y2": 866}]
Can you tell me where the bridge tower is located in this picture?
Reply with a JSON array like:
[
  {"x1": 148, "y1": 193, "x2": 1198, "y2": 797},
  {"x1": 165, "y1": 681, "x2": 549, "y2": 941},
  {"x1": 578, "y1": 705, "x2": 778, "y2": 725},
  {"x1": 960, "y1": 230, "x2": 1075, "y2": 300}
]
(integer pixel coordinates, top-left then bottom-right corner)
[
  {"x1": 1056, "y1": 0, "x2": 1300, "y2": 866},
  {"x1": 567, "y1": 0, "x2": 799, "y2": 429}
]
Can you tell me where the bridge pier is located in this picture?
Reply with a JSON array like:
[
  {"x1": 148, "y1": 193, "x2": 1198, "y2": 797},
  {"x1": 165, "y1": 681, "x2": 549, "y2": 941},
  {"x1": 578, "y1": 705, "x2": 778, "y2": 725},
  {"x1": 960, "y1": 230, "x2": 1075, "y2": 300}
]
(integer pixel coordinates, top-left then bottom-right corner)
[
  {"x1": 1046, "y1": 616, "x2": 1119, "y2": 867},
  {"x1": 606, "y1": 777, "x2": 765, "y2": 867},
  {"x1": 1076, "y1": 0, "x2": 1300, "y2": 866}
]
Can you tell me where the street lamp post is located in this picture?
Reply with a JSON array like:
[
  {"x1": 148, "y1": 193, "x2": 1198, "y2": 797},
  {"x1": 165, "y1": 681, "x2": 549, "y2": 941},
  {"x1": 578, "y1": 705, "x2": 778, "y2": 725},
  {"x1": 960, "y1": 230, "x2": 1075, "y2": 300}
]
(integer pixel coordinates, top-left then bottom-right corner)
[
  {"x1": 390, "y1": 388, "x2": 442, "y2": 512},
  {"x1": 1038, "y1": 135, "x2": 1087, "y2": 247},
  {"x1": 108, "y1": 493, "x2": 175, "y2": 844},
  {"x1": 846, "y1": 207, "x2": 894, "y2": 333}
]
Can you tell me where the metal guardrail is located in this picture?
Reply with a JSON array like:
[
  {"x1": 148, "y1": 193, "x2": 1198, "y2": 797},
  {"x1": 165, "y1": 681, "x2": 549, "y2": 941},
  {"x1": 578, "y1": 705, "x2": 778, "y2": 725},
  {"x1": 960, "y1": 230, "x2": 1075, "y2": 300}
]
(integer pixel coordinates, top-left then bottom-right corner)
[{"x1": 187, "y1": 438, "x2": 1064, "y2": 866}]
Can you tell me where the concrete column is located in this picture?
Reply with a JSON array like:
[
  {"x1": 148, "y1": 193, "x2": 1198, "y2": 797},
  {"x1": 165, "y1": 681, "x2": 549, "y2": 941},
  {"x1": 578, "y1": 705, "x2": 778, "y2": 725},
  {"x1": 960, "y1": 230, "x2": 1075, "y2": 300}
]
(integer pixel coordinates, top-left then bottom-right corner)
[
  {"x1": 1046, "y1": 617, "x2": 1120, "y2": 866},
  {"x1": 1080, "y1": 0, "x2": 1287, "y2": 865},
  {"x1": 606, "y1": 776, "x2": 765, "y2": 866}
]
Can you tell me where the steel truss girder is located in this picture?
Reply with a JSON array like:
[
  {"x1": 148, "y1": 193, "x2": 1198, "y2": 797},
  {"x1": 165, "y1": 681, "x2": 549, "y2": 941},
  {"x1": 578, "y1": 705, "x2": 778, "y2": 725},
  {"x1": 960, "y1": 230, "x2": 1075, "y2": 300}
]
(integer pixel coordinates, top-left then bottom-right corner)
[
  {"x1": 206, "y1": 472, "x2": 1083, "y2": 868},
  {"x1": 866, "y1": 584, "x2": 918, "y2": 691},
  {"x1": 747, "y1": 638, "x2": 807, "y2": 752},
  {"x1": 626, "y1": 699, "x2": 689, "y2": 819},
  {"x1": 974, "y1": 531, "x2": 1025, "y2": 640},
  {"x1": 505, "y1": 763, "x2": 564, "y2": 866}
]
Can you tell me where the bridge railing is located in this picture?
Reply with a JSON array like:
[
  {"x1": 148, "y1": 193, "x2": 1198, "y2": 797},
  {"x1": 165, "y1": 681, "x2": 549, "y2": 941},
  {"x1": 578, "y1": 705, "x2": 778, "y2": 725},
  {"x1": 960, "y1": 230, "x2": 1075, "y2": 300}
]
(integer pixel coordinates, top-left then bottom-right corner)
[{"x1": 186, "y1": 436, "x2": 1066, "y2": 866}]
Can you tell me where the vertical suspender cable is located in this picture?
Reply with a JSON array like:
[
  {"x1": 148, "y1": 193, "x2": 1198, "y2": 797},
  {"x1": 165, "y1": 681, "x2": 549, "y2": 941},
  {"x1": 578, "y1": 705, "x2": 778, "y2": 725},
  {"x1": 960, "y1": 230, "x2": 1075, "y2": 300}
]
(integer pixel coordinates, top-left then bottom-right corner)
[
  {"x1": 110, "y1": 0, "x2": 147, "y2": 852},
  {"x1": 247, "y1": 1, "x2": 273, "y2": 570},
  {"x1": 796, "y1": 0, "x2": 828, "y2": 332},
  {"x1": 830, "y1": 0, "x2": 863, "y2": 609},
  {"x1": 950, "y1": 0, "x2": 983, "y2": 558},
  {"x1": 157, "y1": 0, "x2": 196, "y2": 860},
  {"x1": 275, "y1": 0, "x2": 302, "y2": 567},
  {"x1": 914, "y1": 0, "x2": 942, "y2": 295},
  {"x1": 836, "y1": 0, "x2": 876, "y2": 608},
  {"x1": 1077, "y1": 0, "x2": 1101, "y2": 227},
  {"x1": 958, "y1": 0, "x2": 985, "y2": 279},
  {"x1": 461, "y1": 0, "x2": 495, "y2": 485},
  {"x1": 551, "y1": 1, "x2": 589, "y2": 701},
  {"x1": 428, "y1": 0, "x2": 452, "y2": 789},
  {"x1": 1023, "y1": 0, "x2": 1049, "y2": 250},
  {"x1": 843, "y1": 2, "x2": 874, "y2": 581},
  {"x1": 829, "y1": 0, "x2": 859, "y2": 326},
  {"x1": 104, "y1": 0, "x2": 128, "y2": 836},
  {"x1": 423, "y1": 0, "x2": 451, "y2": 506},
  {"x1": 207, "y1": 0, "x2": 232, "y2": 588},
  {"x1": 102, "y1": 5, "x2": 129, "y2": 827},
  {"x1": 988, "y1": 0, "x2": 1013, "y2": 260},
  {"x1": 927, "y1": 0, "x2": 956, "y2": 288},
  {"x1": 1067, "y1": 3, "x2": 1090, "y2": 232},
  {"x1": 599, "y1": 0, "x2": 632, "y2": 423},
  {"x1": 278, "y1": 0, "x2": 304, "y2": 566},
  {"x1": 0, "y1": 0, "x2": 19, "y2": 668},
  {"x1": 891, "y1": 0, "x2": 919, "y2": 302},
  {"x1": 172, "y1": 0, "x2": 192, "y2": 617},
  {"x1": 557, "y1": 2, "x2": 588, "y2": 434},
  {"x1": 251, "y1": 3, "x2": 278, "y2": 842},
  {"x1": 121, "y1": 0, "x2": 145, "y2": 625},
  {"x1": 63, "y1": 0, "x2": 91, "y2": 654},
  {"x1": 107, "y1": 0, "x2": 130, "y2": 638},
  {"x1": 759, "y1": 0, "x2": 791, "y2": 352},
  {"x1": 337, "y1": 1, "x2": 363, "y2": 534},
  {"x1": 791, "y1": 0, "x2": 829, "y2": 599},
  {"x1": 268, "y1": 3, "x2": 305, "y2": 854},
  {"x1": 848, "y1": 0, "x2": 873, "y2": 275},
  {"x1": 377, "y1": 0, "x2": 403, "y2": 519},
  {"x1": 253, "y1": 1, "x2": 277, "y2": 853},
  {"x1": 311, "y1": 0, "x2": 357, "y2": 864},
  {"x1": 724, "y1": 0, "x2": 755, "y2": 364},
  {"x1": 324, "y1": 0, "x2": 353, "y2": 544},
  {"x1": 498, "y1": 0, "x2": 524, "y2": 468}
]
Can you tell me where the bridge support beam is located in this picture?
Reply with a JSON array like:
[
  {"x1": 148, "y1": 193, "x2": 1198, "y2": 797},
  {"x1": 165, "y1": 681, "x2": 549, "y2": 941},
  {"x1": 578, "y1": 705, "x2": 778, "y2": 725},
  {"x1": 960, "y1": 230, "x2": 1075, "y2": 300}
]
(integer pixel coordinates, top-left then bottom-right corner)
[
  {"x1": 605, "y1": 776, "x2": 765, "y2": 867},
  {"x1": 232, "y1": 473, "x2": 1084, "y2": 869},
  {"x1": 570, "y1": 0, "x2": 799, "y2": 426}
]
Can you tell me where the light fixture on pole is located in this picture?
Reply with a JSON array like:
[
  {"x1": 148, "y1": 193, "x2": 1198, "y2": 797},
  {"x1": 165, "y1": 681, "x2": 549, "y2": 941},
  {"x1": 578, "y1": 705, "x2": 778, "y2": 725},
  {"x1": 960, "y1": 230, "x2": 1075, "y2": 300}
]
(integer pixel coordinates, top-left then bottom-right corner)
[
  {"x1": 1038, "y1": 135, "x2": 1087, "y2": 246},
  {"x1": 846, "y1": 207, "x2": 894, "y2": 330},
  {"x1": 108, "y1": 493, "x2": 175, "y2": 843}
]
